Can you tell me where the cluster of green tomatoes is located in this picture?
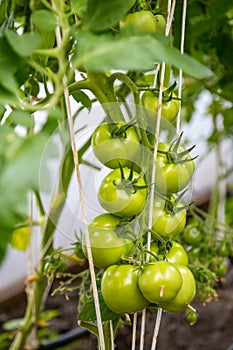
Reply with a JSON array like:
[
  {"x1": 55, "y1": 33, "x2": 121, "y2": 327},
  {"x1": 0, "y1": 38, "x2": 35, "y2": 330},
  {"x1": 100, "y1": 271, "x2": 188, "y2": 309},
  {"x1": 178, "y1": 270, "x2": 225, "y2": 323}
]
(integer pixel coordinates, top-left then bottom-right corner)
[{"x1": 78, "y1": 85, "x2": 200, "y2": 317}]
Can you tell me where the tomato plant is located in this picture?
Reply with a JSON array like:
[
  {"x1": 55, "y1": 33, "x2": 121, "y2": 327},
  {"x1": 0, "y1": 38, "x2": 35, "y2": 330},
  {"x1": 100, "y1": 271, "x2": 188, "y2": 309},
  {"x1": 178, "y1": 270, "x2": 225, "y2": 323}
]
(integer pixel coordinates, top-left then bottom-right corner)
[
  {"x1": 138, "y1": 261, "x2": 182, "y2": 304},
  {"x1": 82, "y1": 213, "x2": 134, "y2": 269},
  {"x1": 101, "y1": 264, "x2": 149, "y2": 314},
  {"x1": 1, "y1": 0, "x2": 232, "y2": 349},
  {"x1": 91, "y1": 122, "x2": 140, "y2": 169},
  {"x1": 98, "y1": 167, "x2": 147, "y2": 217}
]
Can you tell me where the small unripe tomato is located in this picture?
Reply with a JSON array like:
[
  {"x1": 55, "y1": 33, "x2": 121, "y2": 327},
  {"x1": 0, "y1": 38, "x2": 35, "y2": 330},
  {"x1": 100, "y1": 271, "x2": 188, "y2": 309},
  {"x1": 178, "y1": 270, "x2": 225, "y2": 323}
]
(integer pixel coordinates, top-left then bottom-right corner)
[
  {"x1": 120, "y1": 11, "x2": 157, "y2": 32},
  {"x1": 142, "y1": 90, "x2": 179, "y2": 124},
  {"x1": 154, "y1": 14, "x2": 166, "y2": 34}
]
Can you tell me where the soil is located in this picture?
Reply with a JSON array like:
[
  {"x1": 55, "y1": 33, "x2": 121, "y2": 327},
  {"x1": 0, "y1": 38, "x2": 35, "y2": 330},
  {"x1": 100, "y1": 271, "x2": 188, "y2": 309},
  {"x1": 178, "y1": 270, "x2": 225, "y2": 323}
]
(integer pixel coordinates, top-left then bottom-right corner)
[{"x1": 0, "y1": 263, "x2": 233, "y2": 350}]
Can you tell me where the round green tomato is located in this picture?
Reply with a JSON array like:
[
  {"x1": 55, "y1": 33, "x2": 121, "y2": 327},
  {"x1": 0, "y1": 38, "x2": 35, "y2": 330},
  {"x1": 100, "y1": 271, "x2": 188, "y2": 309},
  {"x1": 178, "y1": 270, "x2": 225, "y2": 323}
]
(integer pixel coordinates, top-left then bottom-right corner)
[
  {"x1": 83, "y1": 213, "x2": 134, "y2": 269},
  {"x1": 155, "y1": 143, "x2": 195, "y2": 194},
  {"x1": 211, "y1": 257, "x2": 228, "y2": 277},
  {"x1": 182, "y1": 224, "x2": 203, "y2": 246},
  {"x1": 150, "y1": 241, "x2": 188, "y2": 266},
  {"x1": 159, "y1": 264, "x2": 196, "y2": 312},
  {"x1": 101, "y1": 264, "x2": 149, "y2": 314},
  {"x1": 217, "y1": 240, "x2": 231, "y2": 257},
  {"x1": 120, "y1": 11, "x2": 157, "y2": 32},
  {"x1": 142, "y1": 90, "x2": 179, "y2": 124},
  {"x1": 138, "y1": 261, "x2": 182, "y2": 304},
  {"x1": 98, "y1": 168, "x2": 147, "y2": 217},
  {"x1": 185, "y1": 308, "x2": 198, "y2": 325},
  {"x1": 151, "y1": 196, "x2": 186, "y2": 239},
  {"x1": 92, "y1": 122, "x2": 140, "y2": 169}
]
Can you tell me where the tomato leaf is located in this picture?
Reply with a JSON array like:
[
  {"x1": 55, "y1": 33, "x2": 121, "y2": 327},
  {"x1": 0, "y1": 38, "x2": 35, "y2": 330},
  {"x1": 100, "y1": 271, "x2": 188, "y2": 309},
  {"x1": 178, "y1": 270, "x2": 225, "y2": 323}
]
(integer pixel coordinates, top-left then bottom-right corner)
[
  {"x1": 70, "y1": 0, "x2": 88, "y2": 19},
  {"x1": 9, "y1": 110, "x2": 34, "y2": 128},
  {"x1": 71, "y1": 90, "x2": 92, "y2": 111},
  {"x1": 31, "y1": 10, "x2": 57, "y2": 31},
  {"x1": 73, "y1": 31, "x2": 213, "y2": 79},
  {"x1": 82, "y1": 0, "x2": 133, "y2": 31},
  {"x1": 5, "y1": 30, "x2": 42, "y2": 57},
  {"x1": 0, "y1": 126, "x2": 53, "y2": 232},
  {"x1": 78, "y1": 292, "x2": 120, "y2": 322}
]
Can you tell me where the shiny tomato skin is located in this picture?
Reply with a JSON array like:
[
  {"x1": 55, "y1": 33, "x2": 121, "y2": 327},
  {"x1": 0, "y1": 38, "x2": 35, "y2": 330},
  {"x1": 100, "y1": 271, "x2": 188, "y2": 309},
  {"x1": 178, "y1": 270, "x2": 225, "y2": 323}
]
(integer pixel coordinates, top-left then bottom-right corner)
[
  {"x1": 182, "y1": 224, "x2": 203, "y2": 246},
  {"x1": 120, "y1": 11, "x2": 157, "y2": 32},
  {"x1": 92, "y1": 122, "x2": 140, "y2": 169},
  {"x1": 154, "y1": 14, "x2": 166, "y2": 33},
  {"x1": 98, "y1": 168, "x2": 147, "y2": 217},
  {"x1": 138, "y1": 261, "x2": 182, "y2": 304},
  {"x1": 150, "y1": 241, "x2": 188, "y2": 266},
  {"x1": 159, "y1": 264, "x2": 196, "y2": 312},
  {"x1": 142, "y1": 90, "x2": 179, "y2": 124},
  {"x1": 83, "y1": 213, "x2": 134, "y2": 269},
  {"x1": 151, "y1": 196, "x2": 186, "y2": 239},
  {"x1": 155, "y1": 143, "x2": 195, "y2": 194},
  {"x1": 101, "y1": 264, "x2": 149, "y2": 314}
]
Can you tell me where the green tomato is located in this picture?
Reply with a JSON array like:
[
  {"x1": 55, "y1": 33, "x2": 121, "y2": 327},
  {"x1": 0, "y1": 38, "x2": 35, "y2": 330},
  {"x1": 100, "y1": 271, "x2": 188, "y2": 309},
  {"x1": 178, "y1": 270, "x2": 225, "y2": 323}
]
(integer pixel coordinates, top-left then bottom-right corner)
[
  {"x1": 211, "y1": 257, "x2": 228, "y2": 277},
  {"x1": 159, "y1": 264, "x2": 196, "y2": 312},
  {"x1": 82, "y1": 213, "x2": 134, "y2": 269},
  {"x1": 138, "y1": 261, "x2": 182, "y2": 304},
  {"x1": 92, "y1": 122, "x2": 140, "y2": 169},
  {"x1": 141, "y1": 90, "x2": 179, "y2": 124},
  {"x1": 185, "y1": 308, "x2": 198, "y2": 325},
  {"x1": 150, "y1": 240, "x2": 188, "y2": 266},
  {"x1": 101, "y1": 264, "x2": 149, "y2": 314},
  {"x1": 182, "y1": 224, "x2": 203, "y2": 246},
  {"x1": 154, "y1": 14, "x2": 166, "y2": 34},
  {"x1": 98, "y1": 167, "x2": 147, "y2": 217},
  {"x1": 151, "y1": 196, "x2": 186, "y2": 239},
  {"x1": 120, "y1": 11, "x2": 157, "y2": 32},
  {"x1": 155, "y1": 143, "x2": 195, "y2": 194},
  {"x1": 217, "y1": 240, "x2": 231, "y2": 257}
]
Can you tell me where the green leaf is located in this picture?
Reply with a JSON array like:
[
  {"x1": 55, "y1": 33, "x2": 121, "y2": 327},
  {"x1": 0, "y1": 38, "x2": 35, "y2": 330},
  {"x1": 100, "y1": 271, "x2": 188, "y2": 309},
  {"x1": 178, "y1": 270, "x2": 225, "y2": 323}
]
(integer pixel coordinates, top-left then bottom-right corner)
[
  {"x1": 5, "y1": 30, "x2": 42, "y2": 57},
  {"x1": 78, "y1": 292, "x2": 120, "y2": 322},
  {"x1": 31, "y1": 9, "x2": 57, "y2": 31},
  {"x1": 9, "y1": 110, "x2": 34, "y2": 128},
  {"x1": 72, "y1": 90, "x2": 92, "y2": 110},
  {"x1": 83, "y1": 0, "x2": 133, "y2": 31},
  {"x1": 0, "y1": 127, "x2": 52, "y2": 231},
  {"x1": 70, "y1": 0, "x2": 88, "y2": 19},
  {"x1": 0, "y1": 69, "x2": 18, "y2": 93},
  {"x1": 73, "y1": 31, "x2": 214, "y2": 79}
]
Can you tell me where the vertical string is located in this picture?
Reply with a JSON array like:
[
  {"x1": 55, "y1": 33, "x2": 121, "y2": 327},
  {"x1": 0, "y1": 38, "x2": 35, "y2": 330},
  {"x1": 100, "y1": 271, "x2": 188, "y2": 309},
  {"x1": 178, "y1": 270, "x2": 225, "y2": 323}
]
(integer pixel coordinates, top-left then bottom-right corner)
[
  {"x1": 52, "y1": 9, "x2": 106, "y2": 350},
  {"x1": 176, "y1": 0, "x2": 187, "y2": 136},
  {"x1": 131, "y1": 313, "x2": 137, "y2": 350},
  {"x1": 151, "y1": 307, "x2": 163, "y2": 350},
  {"x1": 110, "y1": 320, "x2": 115, "y2": 350}
]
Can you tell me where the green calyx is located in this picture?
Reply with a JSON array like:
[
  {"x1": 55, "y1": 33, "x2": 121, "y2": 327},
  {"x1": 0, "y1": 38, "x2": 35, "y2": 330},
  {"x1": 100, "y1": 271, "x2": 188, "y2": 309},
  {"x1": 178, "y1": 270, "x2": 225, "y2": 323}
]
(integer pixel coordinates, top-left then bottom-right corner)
[
  {"x1": 113, "y1": 164, "x2": 147, "y2": 195},
  {"x1": 158, "y1": 131, "x2": 198, "y2": 164}
]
